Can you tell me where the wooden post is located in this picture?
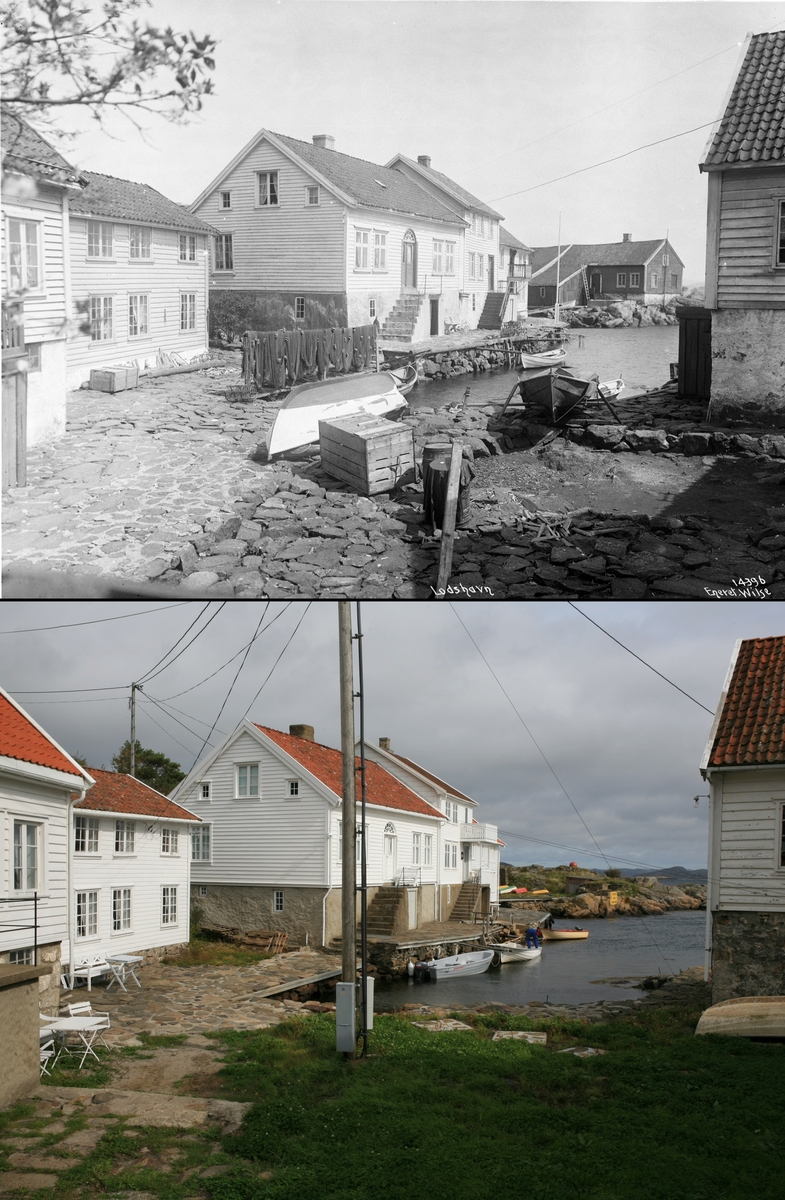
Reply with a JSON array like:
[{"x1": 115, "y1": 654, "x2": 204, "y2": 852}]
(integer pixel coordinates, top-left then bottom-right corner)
[
  {"x1": 337, "y1": 601, "x2": 357, "y2": 1056},
  {"x1": 435, "y1": 442, "x2": 463, "y2": 596}
]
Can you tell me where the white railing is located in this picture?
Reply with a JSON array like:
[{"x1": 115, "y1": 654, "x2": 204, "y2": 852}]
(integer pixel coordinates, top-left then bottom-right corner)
[
  {"x1": 460, "y1": 823, "x2": 498, "y2": 843},
  {"x1": 395, "y1": 868, "x2": 422, "y2": 887}
]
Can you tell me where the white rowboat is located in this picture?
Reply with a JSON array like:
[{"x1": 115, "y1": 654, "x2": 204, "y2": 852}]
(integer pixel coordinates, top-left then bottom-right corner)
[
  {"x1": 426, "y1": 949, "x2": 495, "y2": 978},
  {"x1": 267, "y1": 371, "x2": 408, "y2": 457},
  {"x1": 540, "y1": 929, "x2": 589, "y2": 941},
  {"x1": 489, "y1": 942, "x2": 542, "y2": 963},
  {"x1": 518, "y1": 347, "x2": 567, "y2": 369}
]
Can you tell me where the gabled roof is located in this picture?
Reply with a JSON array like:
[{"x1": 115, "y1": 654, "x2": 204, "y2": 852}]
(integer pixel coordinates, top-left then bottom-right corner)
[
  {"x1": 1, "y1": 106, "x2": 84, "y2": 188},
  {"x1": 704, "y1": 637, "x2": 785, "y2": 768},
  {"x1": 529, "y1": 239, "x2": 679, "y2": 286},
  {"x1": 0, "y1": 687, "x2": 91, "y2": 780},
  {"x1": 71, "y1": 171, "x2": 216, "y2": 234},
  {"x1": 256, "y1": 726, "x2": 443, "y2": 818},
  {"x1": 74, "y1": 767, "x2": 200, "y2": 821},
  {"x1": 500, "y1": 226, "x2": 531, "y2": 252},
  {"x1": 379, "y1": 747, "x2": 475, "y2": 804},
  {"x1": 701, "y1": 30, "x2": 785, "y2": 170},
  {"x1": 386, "y1": 153, "x2": 503, "y2": 220}
]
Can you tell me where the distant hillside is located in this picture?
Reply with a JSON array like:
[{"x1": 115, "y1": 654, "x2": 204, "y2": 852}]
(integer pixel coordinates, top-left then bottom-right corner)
[{"x1": 619, "y1": 866, "x2": 708, "y2": 885}]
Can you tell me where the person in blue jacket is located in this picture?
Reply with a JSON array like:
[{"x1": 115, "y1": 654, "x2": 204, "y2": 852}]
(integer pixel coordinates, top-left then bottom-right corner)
[{"x1": 525, "y1": 922, "x2": 540, "y2": 949}]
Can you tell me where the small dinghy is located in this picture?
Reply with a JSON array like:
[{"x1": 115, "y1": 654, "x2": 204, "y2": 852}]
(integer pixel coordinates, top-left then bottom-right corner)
[
  {"x1": 267, "y1": 371, "x2": 408, "y2": 457},
  {"x1": 540, "y1": 927, "x2": 589, "y2": 941},
  {"x1": 695, "y1": 996, "x2": 785, "y2": 1039},
  {"x1": 501, "y1": 367, "x2": 623, "y2": 424},
  {"x1": 518, "y1": 347, "x2": 567, "y2": 370},
  {"x1": 387, "y1": 362, "x2": 418, "y2": 396},
  {"x1": 489, "y1": 942, "x2": 543, "y2": 964},
  {"x1": 426, "y1": 949, "x2": 495, "y2": 978}
]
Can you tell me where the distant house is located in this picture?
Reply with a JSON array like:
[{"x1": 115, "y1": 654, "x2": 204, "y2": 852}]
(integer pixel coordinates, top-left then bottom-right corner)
[
  {"x1": 699, "y1": 29, "x2": 785, "y2": 424},
  {"x1": 700, "y1": 636, "x2": 785, "y2": 1002},
  {"x1": 1, "y1": 109, "x2": 85, "y2": 474},
  {"x1": 0, "y1": 686, "x2": 93, "y2": 1013},
  {"x1": 190, "y1": 132, "x2": 505, "y2": 343},
  {"x1": 529, "y1": 236, "x2": 684, "y2": 308},
  {"x1": 69, "y1": 769, "x2": 200, "y2": 969},
  {"x1": 496, "y1": 227, "x2": 532, "y2": 324},
  {"x1": 66, "y1": 172, "x2": 215, "y2": 387}
]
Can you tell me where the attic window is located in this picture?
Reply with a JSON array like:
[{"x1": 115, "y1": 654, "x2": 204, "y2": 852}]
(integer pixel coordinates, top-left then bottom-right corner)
[{"x1": 374, "y1": 179, "x2": 388, "y2": 189}]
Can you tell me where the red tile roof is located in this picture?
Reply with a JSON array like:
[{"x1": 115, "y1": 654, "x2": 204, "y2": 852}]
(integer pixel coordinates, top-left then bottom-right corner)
[
  {"x1": 256, "y1": 727, "x2": 443, "y2": 818},
  {"x1": 701, "y1": 31, "x2": 785, "y2": 169},
  {"x1": 74, "y1": 768, "x2": 200, "y2": 820},
  {"x1": 0, "y1": 691, "x2": 86, "y2": 777},
  {"x1": 707, "y1": 637, "x2": 785, "y2": 766},
  {"x1": 385, "y1": 751, "x2": 474, "y2": 803}
]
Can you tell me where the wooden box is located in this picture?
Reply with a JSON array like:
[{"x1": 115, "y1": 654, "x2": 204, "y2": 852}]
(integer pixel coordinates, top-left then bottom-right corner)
[
  {"x1": 319, "y1": 413, "x2": 415, "y2": 495},
  {"x1": 89, "y1": 366, "x2": 139, "y2": 393}
]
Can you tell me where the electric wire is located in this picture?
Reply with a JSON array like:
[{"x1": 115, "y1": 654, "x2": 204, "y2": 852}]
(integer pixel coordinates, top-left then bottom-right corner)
[
  {"x1": 137, "y1": 602, "x2": 227, "y2": 685},
  {"x1": 192, "y1": 604, "x2": 272, "y2": 762},
  {"x1": 136, "y1": 701, "x2": 202, "y2": 761},
  {"x1": 136, "y1": 602, "x2": 216, "y2": 685},
  {"x1": 239, "y1": 603, "x2": 311, "y2": 721},
  {"x1": 11, "y1": 686, "x2": 130, "y2": 695},
  {"x1": 0, "y1": 603, "x2": 191, "y2": 635},
  {"x1": 144, "y1": 694, "x2": 229, "y2": 735},
  {"x1": 159, "y1": 603, "x2": 293, "y2": 700},
  {"x1": 140, "y1": 694, "x2": 226, "y2": 747}
]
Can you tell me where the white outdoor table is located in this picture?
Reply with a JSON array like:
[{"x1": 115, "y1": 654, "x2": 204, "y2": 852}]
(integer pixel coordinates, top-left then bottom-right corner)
[
  {"x1": 44, "y1": 1015, "x2": 107, "y2": 1069},
  {"x1": 106, "y1": 954, "x2": 143, "y2": 991}
]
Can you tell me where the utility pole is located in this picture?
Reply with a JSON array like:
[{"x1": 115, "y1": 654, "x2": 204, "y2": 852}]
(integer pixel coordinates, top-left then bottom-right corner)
[
  {"x1": 337, "y1": 602, "x2": 357, "y2": 1055},
  {"x1": 129, "y1": 683, "x2": 142, "y2": 777},
  {"x1": 554, "y1": 211, "x2": 562, "y2": 324}
]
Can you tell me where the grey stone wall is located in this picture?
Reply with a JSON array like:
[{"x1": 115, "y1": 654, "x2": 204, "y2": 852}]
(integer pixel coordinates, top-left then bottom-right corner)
[
  {"x1": 711, "y1": 910, "x2": 785, "y2": 1003},
  {"x1": 0, "y1": 941, "x2": 61, "y2": 1015},
  {"x1": 0, "y1": 966, "x2": 52, "y2": 1107},
  {"x1": 710, "y1": 310, "x2": 785, "y2": 427},
  {"x1": 192, "y1": 884, "x2": 327, "y2": 947}
]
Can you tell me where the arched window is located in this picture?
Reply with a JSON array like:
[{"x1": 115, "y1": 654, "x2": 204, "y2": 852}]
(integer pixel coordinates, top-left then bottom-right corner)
[{"x1": 384, "y1": 822, "x2": 396, "y2": 835}]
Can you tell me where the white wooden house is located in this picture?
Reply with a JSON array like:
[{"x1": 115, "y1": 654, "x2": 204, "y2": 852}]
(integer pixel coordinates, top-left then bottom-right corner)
[
  {"x1": 1, "y1": 109, "x2": 85, "y2": 461},
  {"x1": 66, "y1": 172, "x2": 215, "y2": 387},
  {"x1": 498, "y1": 227, "x2": 532, "y2": 324},
  {"x1": 0, "y1": 686, "x2": 93, "y2": 1013},
  {"x1": 699, "y1": 30, "x2": 785, "y2": 424},
  {"x1": 171, "y1": 722, "x2": 499, "y2": 947},
  {"x1": 69, "y1": 768, "x2": 200, "y2": 967},
  {"x1": 700, "y1": 635, "x2": 785, "y2": 1002}
]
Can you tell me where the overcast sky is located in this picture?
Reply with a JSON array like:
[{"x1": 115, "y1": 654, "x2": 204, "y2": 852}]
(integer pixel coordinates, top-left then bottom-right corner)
[
  {"x1": 39, "y1": 0, "x2": 784, "y2": 287},
  {"x1": 3, "y1": 599, "x2": 783, "y2": 871}
]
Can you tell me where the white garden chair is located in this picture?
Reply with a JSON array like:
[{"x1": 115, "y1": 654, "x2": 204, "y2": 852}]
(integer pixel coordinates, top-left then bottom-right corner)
[
  {"x1": 39, "y1": 1037, "x2": 56, "y2": 1077},
  {"x1": 67, "y1": 1001, "x2": 111, "y2": 1049},
  {"x1": 70, "y1": 955, "x2": 110, "y2": 992}
]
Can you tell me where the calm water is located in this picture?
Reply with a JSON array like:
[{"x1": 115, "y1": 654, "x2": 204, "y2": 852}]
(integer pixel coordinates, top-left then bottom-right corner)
[
  {"x1": 373, "y1": 910, "x2": 705, "y2": 1009},
  {"x1": 407, "y1": 324, "x2": 679, "y2": 411}
]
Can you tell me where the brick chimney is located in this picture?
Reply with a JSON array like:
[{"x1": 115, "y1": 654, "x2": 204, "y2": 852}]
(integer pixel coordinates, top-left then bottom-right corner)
[
  {"x1": 378, "y1": 737, "x2": 391, "y2": 751},
  {"x1": 622, "y1": 232, "x2": 631, "y2": 242},
  {"x1": 289, "y1": 724, "x2": 315, "y2": 741},
  {"x1": 417, "y1": 155, "x2": 431, "y2": 168},
  {"x1": 312, "y1": 134, "x2": 335, "y2": 151}
]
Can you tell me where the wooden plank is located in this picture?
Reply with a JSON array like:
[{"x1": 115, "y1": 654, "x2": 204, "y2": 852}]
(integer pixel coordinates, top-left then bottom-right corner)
[
  {"x1": 435, "y1": 442, "x2": 463, "y2": 596},
  {"x1": 251, "y1": 967, "x2": 343, "y2": 999}
]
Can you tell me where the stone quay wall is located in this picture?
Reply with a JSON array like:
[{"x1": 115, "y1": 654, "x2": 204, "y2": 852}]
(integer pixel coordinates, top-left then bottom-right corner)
[{"x1": 711, "y1": 910, "x2": 785, "y2": 1004}]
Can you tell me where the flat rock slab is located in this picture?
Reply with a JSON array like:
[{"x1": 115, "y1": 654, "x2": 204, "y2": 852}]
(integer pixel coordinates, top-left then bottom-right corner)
[
  {"x1": 36, "y1": 1086, "x2": 250, "y2": 1131},
  {"x1": 411, "y1": 1019, "x2": 473, "y2": 1032},
  {"x1": 491, "y1": 1030, "x2": 548, "y2": 1043},
  {"x1": 0, "y1": 1172, "x2": 58, "y2": 1189},
  {"x1": 556, "y1": 1046, "x2": 607, "y2": 1057}
]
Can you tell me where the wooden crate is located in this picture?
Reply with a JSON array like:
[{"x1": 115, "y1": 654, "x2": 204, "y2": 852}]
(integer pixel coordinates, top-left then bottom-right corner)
[
  {"x1": 89, "y1": 366, "x2": 139, "y2": 393},
  {"x1": 319, "y1": 413, "x2": 414, "y2": 496}
]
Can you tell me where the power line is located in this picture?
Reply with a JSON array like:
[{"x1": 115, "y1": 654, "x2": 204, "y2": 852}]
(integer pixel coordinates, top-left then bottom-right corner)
[
  {"x1": 240, "y1": 602, "x2": 312, "y2": 722},
  {"x1": 159, "y1": 602, "x2": 293, "y2": 700},
  {"x1": 192, "y1": 604, "x2": 272, "y2": 761},
  {"x1": 566, "y1": 603, "x2": 715, "y2": 714},
  {"x1": 497, "y1": 829, "x2": 670, "y2": 872},
  {"x1": 11, "y1": 686, "x2": 129, "y2": 695},
  {"x1": 0, "y1": 602, "x2": 192, "y2": 635},
  {"x1": 136, "y1": 700, "x2": 203, "y2": 761},
  {"x1": 144, "y1": 693, "x2": 229, "y2": 735},
  {"x1": 140, "y1": 694, "x2": 225, "y2": 748},
  {"x1": 137, "y1": 602, "x2": 227, "y2": 685},
  {"x1": 136, "y1": 602, "x2": 216, "y2": 684},
  {"x1": 12, "y1": 696, "x2": 128, "y2": 707}
]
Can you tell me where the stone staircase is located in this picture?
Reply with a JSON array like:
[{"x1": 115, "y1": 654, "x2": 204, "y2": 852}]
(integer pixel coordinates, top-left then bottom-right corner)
[
  {"x1": 380, "y1": 293, "x2": 424, "y2": 342},
  {"x1": 477, "y1": 291, "x2": 507, "y2": 330},
  {"x1": 449, "y1": 883, "x2": 481, "y2": 921},
  {"x1": 366, "y1": 886, "x2": 404, "y2": 936}
]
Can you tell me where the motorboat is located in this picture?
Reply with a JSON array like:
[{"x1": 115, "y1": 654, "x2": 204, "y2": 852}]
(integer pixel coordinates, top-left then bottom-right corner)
[
  {"x1": 518, "y1": 347, "x2": 567, "y2": 369},
  {"x1": 695, "y1": 996, "x2": 785, "y2": 1038},
  {"x1": 540, "y1": 928, "x2": 589, "y2": 941},
  {"x1": 489, "y1": 942, "x2": 543, "y2": 964},
  {"x1": 425, "y1": 949, "x2": 495, "y2": 978},
  {"x1": 267, "y1": 371, "x2": 408, "y2": 457}
]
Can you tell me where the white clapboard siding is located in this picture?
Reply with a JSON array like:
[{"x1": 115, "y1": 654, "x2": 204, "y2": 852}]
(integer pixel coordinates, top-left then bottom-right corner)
[
  {"x1": 717, "y1": 770, "x2": 785, "y2": 909},
  {"x1": 67, "y1": 219, "x2": 209, "y2": 382},
  {"x1": 193, "y1": 141, "x2": 346, "y2": 292},
  {"x1": 70, "y1": 814, "x2": 192, "y2": 962},
  {"x1": 360, "y1": 745, "x2": 444, "y2": 809},
  {"x1": 345, "y1": 209, "x2": 463, "y2": 299},
  {"x1": 717, "y1": 169, "x2": 785, "y2": 307},
  {"x1": 330, "y1": 806, "x2": 441, "y2": 887},
  {"x1": 187, "y1": 730, "x2": 330, "y2": 888},
  {"x1": 1, "y1": 184, "x2": 67, "y2": 343},
  {"x1": 0, "y1": 772, "x2": 71, "y2": 955}
]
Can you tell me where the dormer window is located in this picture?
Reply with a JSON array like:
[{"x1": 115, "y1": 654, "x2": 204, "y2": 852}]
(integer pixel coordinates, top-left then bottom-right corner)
[
  {"x1": 237, "y1": 763, "x2": 259, "y2": 797},
  {"x1": 306, "y1": 186, "x2": 320, "y2": 206},
  {"x1": 221, "y1": 191, "x2": 231, "y2": 208},
  {"x1": 258, "y1": 171, "x2": 279, "y2": 206}
]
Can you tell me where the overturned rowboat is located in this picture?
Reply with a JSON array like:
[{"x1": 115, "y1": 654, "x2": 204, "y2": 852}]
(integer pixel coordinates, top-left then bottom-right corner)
[
  {"x1": 695, "y1": 996, "x2": 785, "y2": 1038},
  {"x1": 267, "y1": 371, "x2": 408, "y2": 457}
]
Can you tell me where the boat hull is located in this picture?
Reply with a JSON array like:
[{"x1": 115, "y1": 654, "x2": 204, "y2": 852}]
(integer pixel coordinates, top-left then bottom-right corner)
[
  {"x1": 426, "y1": 949, "x2": 495, "y2": 978},
  {"x1": 489, "y1": 943, "x2": 542, "y2": 963},
  {"x1": 695, "y1": 996, "x2": 785, "y2": 1038},
  {"x1": 519, "y1": 348, "x2": 567, "y2": 369},
  {"x1": 540, "y1": 929, "x2": 589, "y2": 940},
  {"x1": 267, "y1": 372, "x2": 407, "y2": 457}
]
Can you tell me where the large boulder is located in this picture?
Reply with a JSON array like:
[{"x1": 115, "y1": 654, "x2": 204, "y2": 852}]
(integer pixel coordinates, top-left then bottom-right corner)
[{"x1": 625, "y1": 428, "x2": 669, "y2": 452}]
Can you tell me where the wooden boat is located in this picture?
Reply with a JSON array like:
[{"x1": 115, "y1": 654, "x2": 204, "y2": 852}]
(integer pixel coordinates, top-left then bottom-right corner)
[
  {"x1": 540, "y1": 928, "x2": 589, "y2": 941},
  {"x1": 489, "y1": 942, "x2": 542, "y2": 963},
  {"x1": 426, "y1": 949, "x2": 495, "y2": 978},
  {"x1": 695, "y1": 996, "x2": 785, "y2": 1039},
  {"x1": 501, "y1": 367, "x2": 622, "y2": 424},
  {"x1": 518, "y1": 347, "x2": 567, "y2": 370},
  {"x1": 387, "y1": 362, "x2": 418, "y2": 396},
  {"x1": 267, "y1": 371, "x2": 408, "y2": 457}
]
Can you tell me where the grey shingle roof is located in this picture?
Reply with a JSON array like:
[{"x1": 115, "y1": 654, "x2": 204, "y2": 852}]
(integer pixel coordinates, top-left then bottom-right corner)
[
  {"x1": 390, "y1": 153, "x2": 503, "y2": 220},
  {"x1": 500, "y1": 225, "x2": 531, "y2": 252},
  {"x1": 530, "y1": 240, "x2": 679, "y2": 285},
  {"x1": 701, "y1": 30, "x2": 785, "y2": 168},
  {"x1": 71, "y1": 171, "x2": 216, "y2": 234},
  {"x1": 1, "y1": 107, "x2": 84, "y2": 187},
  {"x1": 271, "y1": 134, "x2": 463, "y2": 225}
]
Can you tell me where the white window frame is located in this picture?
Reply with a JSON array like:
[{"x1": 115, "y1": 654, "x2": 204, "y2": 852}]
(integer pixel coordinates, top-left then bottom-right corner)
[
  {"x1": 129, "y1": 226, "x2": 152, "y2": 259},
  {"x1": 111, "y1": 887, "x2": 132, "y2": 933},
  {"x1": 650, "y1": 272, "x2": 658, "y2": 288},
  {"x1": 198, "y1": 885, "x2": 208, "y2": 897},
  {"x1": 236, "y1": 762, "x2": 260, "y2": 798},
  {"x1": 295, "y1": 296, "x2": 305, "y2": 319},
  {"x1": 288, "y1": 780, "x2": 300, "y2": 797},
  {"x1": 161, "y1": 827, "x2": 179, "y2": 855},
  {"x1": 13, "y1": 820, "x2": 40, "y2": 891},
  {"x1": 355, "y1": 228, "x2": 370, "y2": 270},
  {"x1": 221, "y1": 191, "x2": 232, "y2": 209},
  {"x1": 369, "y1": 298, "x2": 376, "y2": 320},
  {"x1": 87, "y1": 220, "x2": 113, "y2": 258},
  {"x1": 257, "y1": 171, "x2": 279, "y2": 207},
  {"x1": 179, "y1": 233, "x2": 197, "y2": 262},
  {"x1": 9, "y1": 948, "x2": 34, "y2": 965},
  {"x1": 306, "y1": 185, "x2": 320, "y2": 206},
  {"x1": 445, "y1": 242, "x2": 455, "y2": 275},
  {"x1": 477, "y1": 253, "x2": 484, "y2": 279},
  {"x1": 128, "y1": 293, "x2": 149, "y2": 338},
  {"x1": 161, "y1": 885, "x2": 178, "y2": 926},
  {"x1": 74, "y1": 814, "x2": 99, "y2": 855},
  {"x1": 273, "y1": 889, "x2": 285, "y2": 913},
  {"x1": 114, "y1": 820, "x2": 135, "y2": 854},
  {"x1": 89, "y1": 294, "x2": 114, "y2": 342},
  {"x1": 373, "y1": 230, "x2": 387, "y2": 270},
  {"x1": 180, "y1": 292, "x2": 196, "y2": 332},
  {"x1": 214, "y1": 233, "x2": 233, "y2": 271},
  {"x1": 433, "y1": 240, "x2": 443, "y2": 274},
  {"x1": 6, "y1": 216, "x2": 43, "y2": 293},
  {"x1": 191, "y1": 823, "x2": 211, "y2": 862},
  {"x1": 630, "y1": 272, "x2": 640, "y2": 287},
  {"x1": 778, "y1": 801, "x2": 785, "y2": 869},
  {"x1": 200, "y1": 781, "x2": 211, "y2": 801},
  {"x1": 444, "y1": 840, "x2": 458, "y2": 870},
  {"x1": 75, "y1": 889, "x2": 99, "y2": 939},
  {"x1": 616, "y1": 272, "x2": 627, "y2": 287},
  {"x1": 775, "y1": 198, "x2": 785, "y2": 269},
  {"x1": 423, "y1": 834, "x2": 432, "y2": 866},
  {"x1": 412, "y1": 832, "x2": 421, "y2": 865}
]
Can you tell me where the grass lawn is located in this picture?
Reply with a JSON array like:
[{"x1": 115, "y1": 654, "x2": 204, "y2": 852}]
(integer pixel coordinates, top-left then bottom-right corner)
[{"x1": 163, "y1": 933, "x2": 276, "y2": 968}]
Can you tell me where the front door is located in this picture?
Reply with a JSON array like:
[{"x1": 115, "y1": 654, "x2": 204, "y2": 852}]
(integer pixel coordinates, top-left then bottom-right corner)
[
  {"x1": 590, "y1": 272, "x2": 602, "y2": 298},
  {"x1": 430, "y1": 297, "x2": 439, "y2": 335},
  {"x1": 402, "y1": 231, "x2": 417, "y2": 289},
  {"x1": 384, "y1": 827, "x2": 397, "y2": 881},
  {"x1": 487, "y1": 255, "x2": 495, "y2": 291}
]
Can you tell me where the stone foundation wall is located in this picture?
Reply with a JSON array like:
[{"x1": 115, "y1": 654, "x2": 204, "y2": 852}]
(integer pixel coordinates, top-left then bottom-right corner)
[
  {"x1": 710, "y1": 310, "x2": 785, "y2": 427},
  {"x1": 711, "y1": 909, "x2": 785, "y2": 1003},
  {"x1": 0, "y1": 941, "x2": 62, "y2": 1015},
  {"x1": 0, "y1": 966, "x2": 53, "y2": 1108},
  {"x1": 191, "y1": 884, "x2": 327, "y2": 948},
  {"x1": 400, "y1": 344, "x2": 518, "y2": 381},
  {"x1": 369, "y1": 939, "x2": 482, "y2": 980},
  {"x1": 209, "y1": 290, "x2": 348, "y2": 341}
]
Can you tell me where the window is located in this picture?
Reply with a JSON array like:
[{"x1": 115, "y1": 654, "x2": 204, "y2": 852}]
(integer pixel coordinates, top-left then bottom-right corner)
[
  {"x1": 472, "y1": 294, "x2": 476, "y2": 311},
  {"x1": 369, "y1": 299, "x2": 376, "y2": 320},
  {"x1": 221, "y1": 191, "x2": 231, "y2": 208},
  {"x1": 651, "y1": 272, "x2": 658, "y2": 288},
  {"x1": 200, "y1": 782, "x2": 211, "y2": 801},
  {"x1": 258, "y1": 171, "x2": 279, "y2": 206},
  {"x1": 780, "y1": 802, "x2": 785, "y2": 867},
  {"x1": 87, "y1": 221, "x2": 113, "y2": 257},
  {"x1": 129, "y1": 226, "x2": 151, "y2": 259},
  {"x1": 355, "y1": 229, "x2": 369, "y2": 269},
  {"x1": 288, "y1": 780, "x2": 300, "y2": 797},
  {"x1": 89, "y1": 295, "x2": 113, "y2": 341},
  {"x1": 274, "y1": 890, "x2": 285, "y2": 912},
  {"x1": 214, "y1": 234, "x2": 233, "y2": 271},
  {"x1": 306, "y1": 186, "x2": 320, "y2": 205},
  {"x1": 112, "y1": 887, "x2": 131, "y2": 932},
  {"x1": 477, "y1": 253, "x2": 483, "y2": 278},
  {"x1": 483, "y1": 216, "x2": 489, "y2": 237},
  {"x1": 114, "y1": 820, "x2": 135, "y2": 853},
  {"x1": 7, "y1": 218, "x2": 41, "y2": 290},
  {"x1": 76, "y1": 890, "x2": 98, "y2": 938},
  {"x1": 162, "y1": 886, "x2": 177, "y2": 925},
  {"x1": 373, "y1": 231, "x2": 387, "y2": 269},
  {"x1": 13, "y1": 822, "x2": 38, "y2": 890},
  {"x1": 128, "y1": 294, "x2": 149, "y2": 338},
  {"x1": 630, "y1": 272, "x2": 640, "y2": 287},
  {"x1": 446, "y1": 801, "x2": 458, "y2": 823},
  {"x1": 444, "y1": 841, "x2": 458, "y2": 869},
  {"x1": 670, "y1": 273, "x2": 678, "y2": 289},
  {"x1": 198, "y1": 886, "x2": 208, "y2": 897},
  {"x1": 539, "y1": 287, "x2": 546, "y2": 298},
  {"x1": 179, "y1": 234, "x2": 196, "y2": 262},
  {"x1": 191, "y1": 824, "x2": 211, "y2": 861},
  {"x1": 445, "y1": 242, "x2": 454, "y2": 275},
  {"x1": 237, "y1": 763, "x2": 259, "y2": 797},
  {"x1": 295, "y1": 297, "x2": 305, "y2": 319},
  {"x1": 616, "y1": 273, "x2": 627, "y2": 287},
  {"x1": 412, "y1": 832, "x2": 421, "y2": 864},
  {"x1": 25, "y1": 343, "x2": 41, "y2": 372},
  {"x1": 433, "y1": 240, "x2": 443, "y2": 274},
  {"x1": 74, "y1": 815, "x2": 99, "y2": 854},
  {"x1": 9, "y1": 948, "x2": 33, "y2": 965},
  {"x1": 161, "y1": 827, "x2": 179, "y2": 855},
  {"x1": 423, "y1": 834, "x2": 432, "y2": 866},
  {"x1": 180, "y1": 293, "x2": 196, "y2": 331},
  {"x1": 778, "y1": 200, "x2": 785, "y2": 266}
]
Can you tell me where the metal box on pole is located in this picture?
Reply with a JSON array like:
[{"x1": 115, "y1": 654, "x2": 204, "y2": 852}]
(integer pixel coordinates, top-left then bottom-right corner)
[
  {"x1": 335, "y1": 982, "x2": 356, "y2": 1052},
  {"x1": 365, "y1": 976, "x2": 374, "y2": 1031}
]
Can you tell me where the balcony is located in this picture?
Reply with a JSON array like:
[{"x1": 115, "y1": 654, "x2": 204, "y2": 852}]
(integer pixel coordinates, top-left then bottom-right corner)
[{"x1": 460, "y1": 823, "x2": 498, "y2": 843}]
